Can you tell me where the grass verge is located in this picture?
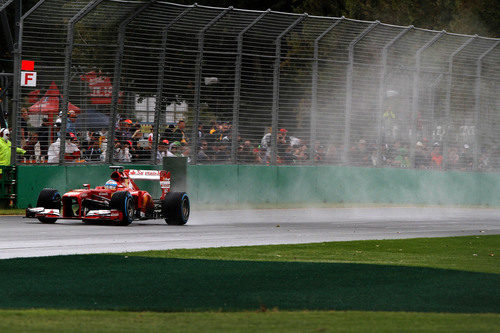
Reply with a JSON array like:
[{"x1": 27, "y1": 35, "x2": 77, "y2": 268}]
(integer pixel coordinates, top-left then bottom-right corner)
[
  {"x1": 0, "y1": 208, "x2": 24, "y2": 215},
  {"x1": 0, "y1": 236, "x2": 498, "y2": 331},
  {"x1": 130, "y1": 235, "x2": 499, "y2": 274},
  {"x1": 0, "y1": 310, "x2": 498, "y2": 333}
]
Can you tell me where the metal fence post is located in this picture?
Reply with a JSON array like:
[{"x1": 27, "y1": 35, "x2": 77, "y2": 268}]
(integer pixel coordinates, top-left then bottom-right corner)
[
  {"x1": 10, "y1": 0, "x2": 46, "y2": 166},
  {"x1": 231, "y1": 9, "x2": 270, "y2": 163},
  {"x1": 343, "y1": 21, "x2": 379, "y2": 165},
  {"x1": 0, "y1": 0, "x2": 14, "y2": 13},
  {"x1": 410, "y1": 30, "x2": 445, "y2": 168},
  {"x1": 376, "y1": 26, "x2": 412, "y2": 165},
  {"x1": 60, "y1": 0, "x2": 105, "y2": 165},
  {"x1": 107, "y1": 1, "x2": 155, "y2": 164},
  {"x1": 310, "y1": 17, "x2": 343, "y2": 164},
  {"x1": 429, "y1": 74, "x2": 443, "y2": 128},
  {"x1": 152, "y1": 5, "x2": 195, "y2": 165},
  {"x1": 271, "y1": 14, "x2": 307, "y2": 165},
  {"x1": 443, "y1": 36, "x2": 476, "y2": 169},
  {"x1": 191, "y1": 6, "x2": 233, "y2": 165},
  {"x1": 473, "y1": 41, "x2": 499, "y2": 169}
]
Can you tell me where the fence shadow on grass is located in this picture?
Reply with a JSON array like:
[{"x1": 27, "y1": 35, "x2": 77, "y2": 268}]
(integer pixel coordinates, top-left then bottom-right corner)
[{"x1": 1, "y1": 255, "x2": 498, "y2": 313}]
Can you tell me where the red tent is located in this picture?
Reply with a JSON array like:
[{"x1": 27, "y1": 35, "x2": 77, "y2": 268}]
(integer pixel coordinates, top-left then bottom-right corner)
[
  {"x1": 28, "y1": 81, "x2": 80, "y2": 117},
  {"x1": 28, "y1": 82, "x2": 81, "y2": 143}
]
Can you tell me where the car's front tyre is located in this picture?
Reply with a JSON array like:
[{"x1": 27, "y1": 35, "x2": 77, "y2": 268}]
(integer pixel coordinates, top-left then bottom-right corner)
[
  {"x1": 36, "y1": 188, "x2": 61, "y2": 224},
  {"x1": 110, "y1": 191, "x2": 135, "y2": 226}
]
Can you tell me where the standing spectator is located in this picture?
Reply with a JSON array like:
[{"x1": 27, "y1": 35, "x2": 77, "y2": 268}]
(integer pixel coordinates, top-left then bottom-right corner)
[
  {"x1": 260, "y1": 129, "x2": 272, "y2": 163},
  {"x1": 0, "y1": 128, "x2": 26, "y2": 172},
  {"x1": 430, "y1": 143, "x2": 443, "y2": 170},
  {"x1": 237, "y1": 140, "x2": 254, "y2": 164},
  {"x1": 119, "y1": 140, "x2": 132, "y2": 163},
  {"x1": 19, "y1": 108, "x2": 30, "y2": 146},
  {"x1": 313, "y1": 141, "x2": 326, "y2": 163},
  {"x1": 162, "y1": 124, "x2": 175, "y2": 143},
  {"x1": 172, "y1": 120, "x2": 188, "y2": 144},
  {"x1": 82, "y1": 132, "x2": 102, "y2": 162},
  {"x1": 414, "y1": 141, "x2": 429, "y2": 169},
  {"x1": 379, "y1": 143, "x2": 392, "y2": 167},
  {"x1": 131, "y1": 123, "x2": 144, "y2": 141},
  {"x1": 197, "y1": 122, "x2": 205, "y2": 141},
  {"x1": 116, "y1": 119, "x2": 134, "y2": 144},
  {"x1": 37, "y1": 116, "x2": 50, "y2": 158},
  {"x1": 382, "y1": 106, "x2": 396, "y2": 143},
  {"x1": 133, "y1": 137, "x2": 152, "y2": 162},
  {"x1": 197, "y1": 139, "x2": 209, "y2": 162},
  {"x1": 277, "y1": 128, "x2": 292, "y2": 164},
  {"x1": 217, "y1": 122, "x2": 230, "y2": 142},
  {"x1": 66, "y1": 110, "x2": 78, "y2": 136},
  {"x1": 98, "y1": 129, "x2": 108, "y2": 161},
  {"x1": 112, "y1": 140, "x2": 122, "y2": 162},
  {"x1": 47, "y1": 133, "x2": 80, "y2": 163},
  {"x1": 293, "y1": 142, "x2": 309, "y2": 162},
  {"x1": 22, "y1": 132, "x2": 39, "y2": 162},
  {"x1": 459, "y1": 144, "x2": 473, "y2": 171},
  {"x1": 157, "y1": 140, "x2": 171, "y2": 161}
]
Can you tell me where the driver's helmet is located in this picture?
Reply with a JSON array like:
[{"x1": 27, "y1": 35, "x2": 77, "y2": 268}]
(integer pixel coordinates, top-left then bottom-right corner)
[{"x1": 104, "y1": 180, "x2": 118, "y2": 190}]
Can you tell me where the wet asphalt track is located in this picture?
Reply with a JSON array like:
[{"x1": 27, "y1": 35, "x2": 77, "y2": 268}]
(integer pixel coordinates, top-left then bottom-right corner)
[{"x1": 0, "y1": 207, "x2": 499, "y2": 259}]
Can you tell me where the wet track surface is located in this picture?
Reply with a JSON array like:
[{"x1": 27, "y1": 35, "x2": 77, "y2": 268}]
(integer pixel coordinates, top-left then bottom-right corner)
[{"x1": 1, "y1": 207, "x2": 499, "y2": 259}]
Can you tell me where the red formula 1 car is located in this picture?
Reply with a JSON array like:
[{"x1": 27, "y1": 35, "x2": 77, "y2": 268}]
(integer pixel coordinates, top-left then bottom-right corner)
[{"x1": 25, "y1": 166, "x2": 190, "y2": 226}]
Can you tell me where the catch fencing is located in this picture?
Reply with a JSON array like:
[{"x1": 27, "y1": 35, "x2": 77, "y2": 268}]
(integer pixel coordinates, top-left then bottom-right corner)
[{"x1": 10, "y1": 0, "x2": 500, "y2": 171}]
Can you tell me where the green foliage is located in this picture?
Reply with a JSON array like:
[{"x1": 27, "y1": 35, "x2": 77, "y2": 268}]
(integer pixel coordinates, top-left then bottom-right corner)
[{"x1": 337, "y1": 0, "x2": 498, "y2": 37}]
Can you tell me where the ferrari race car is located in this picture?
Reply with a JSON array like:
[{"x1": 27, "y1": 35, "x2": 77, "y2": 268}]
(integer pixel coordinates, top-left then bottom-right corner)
[{"x1": 25, "y1": 166, "x2": 189, "y2": 226}]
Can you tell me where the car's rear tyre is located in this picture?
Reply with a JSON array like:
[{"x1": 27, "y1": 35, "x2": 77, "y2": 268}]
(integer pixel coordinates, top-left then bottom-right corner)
[
  {"x1": 110, "y1": 191, "x2": 134, "y2": 226},
  {"x1": 36, "y1": 188, "x2": 61, "y2": 224},
  {"x1": 161, "y1": 192, "x2": 189, "y2": 225}
]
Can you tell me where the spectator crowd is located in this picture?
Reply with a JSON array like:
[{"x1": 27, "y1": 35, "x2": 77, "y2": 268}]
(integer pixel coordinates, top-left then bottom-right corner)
[{"x1": 10, "y1": 107, "x2": 500, "y2": 172}]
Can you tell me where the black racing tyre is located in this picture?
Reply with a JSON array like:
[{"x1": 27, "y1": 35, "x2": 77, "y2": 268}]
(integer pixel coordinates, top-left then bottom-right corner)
[
  {"x1": 36, "y1": 188, "x2": 61, "y2": 224},
  {"x1": 161, "y1": 192, "x2": 190, "y2": 225},
  {"x1": 110, "y1": 191, "x2": 135, "y2": 226}
]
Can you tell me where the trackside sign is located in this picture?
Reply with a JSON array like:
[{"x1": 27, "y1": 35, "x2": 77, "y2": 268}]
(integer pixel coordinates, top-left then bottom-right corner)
[{"x1": 21, "y1": 60, "x2": 37, "y2": 87}]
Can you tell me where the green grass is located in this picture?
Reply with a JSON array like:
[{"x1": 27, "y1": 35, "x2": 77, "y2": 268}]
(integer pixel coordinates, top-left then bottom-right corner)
[
  {"x1": 0, "y1": 310, "x2": 498, "y2": 333},
  {"x1": 0, "y1": 208, "x2": 24, "y2": 215},
  {"x1": 130, "y1": 235, "x2": 499, "y2": 274},
  {"x1": 0, "y1": 236, "x2": 498, "y2": 331}
]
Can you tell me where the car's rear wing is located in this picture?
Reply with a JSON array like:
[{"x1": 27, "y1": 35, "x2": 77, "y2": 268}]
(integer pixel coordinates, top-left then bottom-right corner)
[{"x1": 124, "y1": 169, "x2": 171, "y2": 199}]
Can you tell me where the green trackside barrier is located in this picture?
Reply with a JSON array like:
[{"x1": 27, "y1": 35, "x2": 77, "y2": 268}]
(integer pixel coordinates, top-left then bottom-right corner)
[
  {"x1": 16, "y1": 164, "x2": 500, "y2": 208},
  {"x1": 187, "y1": 165, "x2": 500, "y2": 207},
  {"x1": 0, "y1": 166, "x2": 16, "y2": 208}
]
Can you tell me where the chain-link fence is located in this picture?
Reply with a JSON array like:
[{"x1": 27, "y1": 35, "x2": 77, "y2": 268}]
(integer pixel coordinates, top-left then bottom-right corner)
[{"x1": 10, "y1": 0, "x2": 500, "y2": 172}]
